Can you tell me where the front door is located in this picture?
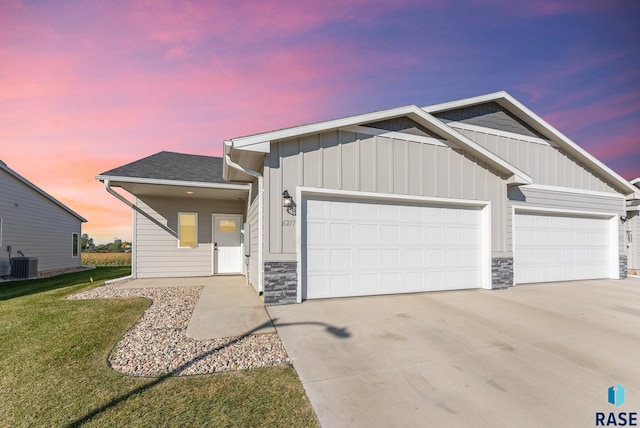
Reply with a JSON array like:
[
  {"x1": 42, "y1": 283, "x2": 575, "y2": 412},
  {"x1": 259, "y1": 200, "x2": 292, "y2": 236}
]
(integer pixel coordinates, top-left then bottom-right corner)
[{"x1": 212, "y1": 214, "x2": 243, "y2": 274}]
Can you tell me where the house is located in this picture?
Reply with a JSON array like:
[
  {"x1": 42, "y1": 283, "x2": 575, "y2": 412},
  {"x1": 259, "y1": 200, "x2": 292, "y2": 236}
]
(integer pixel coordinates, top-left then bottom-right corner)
[
  {"x1": 628, "y1": 178, "x2": 640, "y2": 275},
  {"x1": 1, "y1": 160, "x2": 87, "y2": 277},
  {"x1": 97, "y1": 92, "x2": 640, "y2": 304}
]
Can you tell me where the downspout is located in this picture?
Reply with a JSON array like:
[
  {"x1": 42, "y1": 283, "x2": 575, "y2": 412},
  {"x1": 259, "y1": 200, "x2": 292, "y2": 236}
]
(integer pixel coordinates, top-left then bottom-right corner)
[
  {"x1": 225, "y1": 153, "x2": 264, "y2": 294},
  {"x1": 103, "y1": 180, "x2": 177, "y2": 237}
]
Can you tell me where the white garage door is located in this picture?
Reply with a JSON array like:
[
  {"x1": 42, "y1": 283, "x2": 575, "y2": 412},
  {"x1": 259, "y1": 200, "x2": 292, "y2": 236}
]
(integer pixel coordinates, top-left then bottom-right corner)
[
  {"x1": 302, "y1": 196, "x2": 483, "y2": 299},
  {"x1": 514, "y1": 212, "x2": 611, "y2": 284}
]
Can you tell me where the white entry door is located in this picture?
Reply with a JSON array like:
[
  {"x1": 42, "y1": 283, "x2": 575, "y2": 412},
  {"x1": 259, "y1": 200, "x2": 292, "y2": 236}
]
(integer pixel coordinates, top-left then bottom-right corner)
[
  {"x1": 303, "y1": 196, "x2": 483, "y2": 300},
  {"x1": 212, "y1": 214, "x2": 243, "y2": 274}
]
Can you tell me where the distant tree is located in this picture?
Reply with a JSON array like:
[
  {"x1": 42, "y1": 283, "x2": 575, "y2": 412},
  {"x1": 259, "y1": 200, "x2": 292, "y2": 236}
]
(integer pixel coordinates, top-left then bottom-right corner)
[{"x1": 81, "y1": 233, "x2": 95, "y2": 251}]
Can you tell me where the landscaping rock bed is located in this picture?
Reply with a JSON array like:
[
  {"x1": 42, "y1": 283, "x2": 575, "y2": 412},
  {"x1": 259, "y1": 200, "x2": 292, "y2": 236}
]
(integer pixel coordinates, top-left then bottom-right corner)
[{"x1": 68, "y1": 283, "x2": 289, "y2": 376}]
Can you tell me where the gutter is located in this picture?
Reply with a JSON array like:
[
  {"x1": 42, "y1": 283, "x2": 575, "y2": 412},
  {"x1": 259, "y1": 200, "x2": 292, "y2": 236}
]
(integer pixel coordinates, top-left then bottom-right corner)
[
  {"x1": 224, "y1": 150, "x2": 264, "y2": 294},
  {"x1": 103, "y1": 180, "x2": 177, "y2": 237}
]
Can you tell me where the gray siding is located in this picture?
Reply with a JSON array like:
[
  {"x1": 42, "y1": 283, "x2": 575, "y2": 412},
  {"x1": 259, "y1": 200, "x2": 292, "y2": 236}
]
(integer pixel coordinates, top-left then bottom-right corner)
[
  {"x1": 629, "y1": 213, "x2": 640, "y2": 271},
  {"x1": 133, "y1": 195, "x2": 244, "y2": 278},
  {"x1": 247, "y1": 181, "x2": 260, "y2": 291},
  {"x1": 435, "y1": 102, "x2": 544, "y2": 138},
  {"x1": 456, "y1": 128, "x2": 619, "y2": 193},
  {"x1": 0, "y1": 169, "x2": 82, "y2": 275},
  {"x1": 264, "y1": 128, "x2": 509, "y2": 261},
  {"x1": 508, "y1": 186, "x2": 626, "y2": 253}
]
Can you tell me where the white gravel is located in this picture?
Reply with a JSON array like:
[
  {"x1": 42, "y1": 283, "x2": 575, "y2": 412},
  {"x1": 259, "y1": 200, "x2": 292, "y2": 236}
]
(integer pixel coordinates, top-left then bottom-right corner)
[{"x1": 68, "y1": 283, "x2": 289, "y2": 376}]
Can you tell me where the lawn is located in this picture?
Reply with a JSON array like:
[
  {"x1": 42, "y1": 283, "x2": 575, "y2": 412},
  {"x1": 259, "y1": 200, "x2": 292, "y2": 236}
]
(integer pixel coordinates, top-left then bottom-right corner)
[{"x1": 0, "y1": 268, "x2": 318, "y2": 427}]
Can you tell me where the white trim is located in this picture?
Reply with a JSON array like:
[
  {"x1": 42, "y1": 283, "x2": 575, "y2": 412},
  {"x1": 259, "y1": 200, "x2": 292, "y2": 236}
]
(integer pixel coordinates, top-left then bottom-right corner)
[
  {"x1": 424, "y1": 91, "x2": 639, "y2": 198},
  {"x1": 95, "y1": 175, "x2": 249, "y2": 191},
  {"x1": 177, "y1": 212, "x2": 198, "y2": 249},
  {"x1": 131, "y1": 198, "x2": 137, "y2": 278},
  {"x1": 512, "y1": 204, "x2": 618, "y2": 218},
  {"x1": 521, "y1": 184, "x2": 626, "y2": 200},
  {"x1": 296, "y1": 186, "x2": 493, "y2": 302},
  {"x1": 422, "y1": 91, "x2": 510, "y2": 113},
  {"x1": 443, "y1": 121, "x2": 553, "y2": 146},
  {"x1": 230, "y1": 105, "x2": 421, "y2": 149},
  {"x1": 72, "y1": 232, "x2": 79, "y2": 258},
  {"x1": 341, "y1": 125, "x2": 449, "y2": 147},
  {"x1": 511, "y1": 205, "x2": 619, "y2": 281},
  {"x1": 631, "y1": 177, "x2": 640, "y2": 186},
  {"x1": 298, "y1": 186, "x2": 491, "y2": 207},
  {"x1": 1, "y1": 162, "x2": 87, "y2": 223},
  {"x1": 226, "y1": 104, "x2": 532, "y2": 185}
]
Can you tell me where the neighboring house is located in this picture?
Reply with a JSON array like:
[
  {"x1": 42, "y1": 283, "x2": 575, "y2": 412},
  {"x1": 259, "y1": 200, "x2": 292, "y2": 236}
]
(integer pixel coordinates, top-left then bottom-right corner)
[
  {"x1": 628, "y1": 178, "x2": 640, "y2": 275},
  {"x1": 1, "y1": 160, "x2": 87, "y2": 277},
  {"x1": 97, "y1": 92, "x2": 640, "y2": 305}
]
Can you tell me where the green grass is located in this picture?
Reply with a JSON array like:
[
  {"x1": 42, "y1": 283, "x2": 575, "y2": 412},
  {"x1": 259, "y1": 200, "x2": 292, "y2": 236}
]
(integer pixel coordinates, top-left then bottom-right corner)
[{"x1": 0, "y1": 268, "x2": 319, "y2": 427}]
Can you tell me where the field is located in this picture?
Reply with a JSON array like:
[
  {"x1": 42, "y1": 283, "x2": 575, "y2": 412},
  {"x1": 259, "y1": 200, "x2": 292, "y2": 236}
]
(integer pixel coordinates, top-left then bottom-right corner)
[{"x1": 82, "y1": 252, "x2": 131, "y2": 266}]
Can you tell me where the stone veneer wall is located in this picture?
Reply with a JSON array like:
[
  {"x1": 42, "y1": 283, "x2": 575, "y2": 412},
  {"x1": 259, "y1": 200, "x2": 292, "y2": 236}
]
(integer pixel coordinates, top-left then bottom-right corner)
[
  {"x1": 492, "y1": 257, "x2": 513, "y2": 289},
  {"x1": 264, "y1": 262, "x2": 297, "y2": 305},
  {"x1": 619, "y1": 255, "x2": 627, "y2": 279}
]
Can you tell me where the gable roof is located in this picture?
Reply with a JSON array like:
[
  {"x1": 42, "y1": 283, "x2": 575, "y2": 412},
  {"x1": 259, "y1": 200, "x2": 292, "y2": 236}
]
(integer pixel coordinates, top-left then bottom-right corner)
[
  {"x1": 225, "y1": 105, "x2": 533, "y2": 185},
  {"x1": 97, "y1": 151, "x2": 227, "y2": 184},
  {"x1": 0, "y1": 160, "x2": 87, "y2": 223},
  {"x1": 424, "y1": 91, "x2": 639, "y2": 198}
]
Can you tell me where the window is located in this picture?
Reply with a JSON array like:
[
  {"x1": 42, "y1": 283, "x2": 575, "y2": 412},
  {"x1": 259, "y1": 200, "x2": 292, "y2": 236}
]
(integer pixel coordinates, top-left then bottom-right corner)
[
  {"x1": 72, "y1": 233, "x2": 79, "y2": 257},
  {"x1": 179, "y1": 213, "x2": 197, "y2": 248},
  {"x1": 219, "y1": 219, "x2": 237, "y2": 233}
]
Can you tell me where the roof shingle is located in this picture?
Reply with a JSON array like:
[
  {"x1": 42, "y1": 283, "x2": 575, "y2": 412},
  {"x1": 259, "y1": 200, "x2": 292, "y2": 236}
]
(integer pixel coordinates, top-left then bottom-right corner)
[{"x1": 99, "y1": 151, "x2": 227, "y2": 184}]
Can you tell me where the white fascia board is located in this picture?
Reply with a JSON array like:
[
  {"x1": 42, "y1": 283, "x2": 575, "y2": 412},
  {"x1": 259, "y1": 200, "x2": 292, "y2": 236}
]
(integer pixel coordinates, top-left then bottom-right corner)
[
  {"x1": 630, "y1": 177, "x2": 640, "y2": 186},
  {"x1": 408, "y1": 110, "x2": 533, "y2": 184},
  {"x1": 444, "y1": 121, "x2": 553, "y2": 146},
  {"x1": 521, "y1": 184, "x2": 626, "y2": 200},
  {"x1": 298, "y1": 186, "x2": 491, "y2": 208},
  {"x1": 229, "y1": 105, "x2": 421, "y2": 150},
  {"x1": 1, "y1": 162, "x2": 87, "y2": 223},
  {"x1": 94, "y1": 174, "x2": 249, "y2": 191},
  {"x1": 422, "y1": 91, "x2": 509, "y2": 113},
  {"x1": 426, "y1": 91, "x2": 638, "y2": 197},
  {"x1": 512, "y1": 204, "x2": 618, "y2": 219},
  {"x1": 341, "y1": 125, "x2": 448, "y2": 147},
  {"x1": 228, "y1": 103, "x2": 531, "y2": 185}
]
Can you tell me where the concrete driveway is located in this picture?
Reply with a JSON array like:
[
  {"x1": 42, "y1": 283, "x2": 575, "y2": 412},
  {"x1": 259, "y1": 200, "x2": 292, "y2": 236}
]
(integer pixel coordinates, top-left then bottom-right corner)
[{"x1": 268, "y1": 278, "x2": 640, "y2": 427}]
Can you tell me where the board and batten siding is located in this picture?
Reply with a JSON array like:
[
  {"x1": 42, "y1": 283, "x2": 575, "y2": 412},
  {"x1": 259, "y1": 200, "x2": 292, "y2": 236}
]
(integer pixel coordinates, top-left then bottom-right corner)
[
  {"x1": 247, "y1": 182, "x2": 260, "y2": 291},
  {"x1": 507, "y1": 186, "x2": 626, "y2": 253},
  {"x1": 133, "y1": 195, "x2": 244, "y2": 278},
  {"x1": 264, "y1": 128, "x2": 509, "y2": 261},
  {"x1": 0, "y1": 169, "x2": 82, "y2": 275},
  {"x1": 628, "y1": 213, "x2": 640, "y2": 271},
  {"x1": 454, "y1": 127, "x2": 618, "y2": 193}
]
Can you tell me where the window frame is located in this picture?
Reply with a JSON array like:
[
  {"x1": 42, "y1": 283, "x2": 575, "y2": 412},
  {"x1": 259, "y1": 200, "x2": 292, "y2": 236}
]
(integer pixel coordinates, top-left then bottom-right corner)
[
  {"x1": 72, "y1": 232, "x2": 79, "y2": 258},
  {"x1": 178, "y1": 212, "x2": 198, "y2": 248}
]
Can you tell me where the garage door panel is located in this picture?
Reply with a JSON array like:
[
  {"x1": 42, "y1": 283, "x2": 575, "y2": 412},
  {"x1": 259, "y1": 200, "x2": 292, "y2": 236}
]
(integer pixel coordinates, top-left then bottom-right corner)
[
  {"x1": 514, "y1": 212, "x2": 610, "y2": 284},
  {"x1": 303, "y1": 196, "x2": 483, "y2": 299}
]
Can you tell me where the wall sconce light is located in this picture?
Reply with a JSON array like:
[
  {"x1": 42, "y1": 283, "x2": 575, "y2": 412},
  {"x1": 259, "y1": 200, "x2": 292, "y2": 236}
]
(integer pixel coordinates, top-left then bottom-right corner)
[
  {"x1": 282, "y1": 190, "x2": 292, "y2": 208},
  {"x1": 282, "y1": 190, "x2": 296, "y2": 216},
  {"x1": 620, "y1": 215, "x2": 628, "y2": 223}
]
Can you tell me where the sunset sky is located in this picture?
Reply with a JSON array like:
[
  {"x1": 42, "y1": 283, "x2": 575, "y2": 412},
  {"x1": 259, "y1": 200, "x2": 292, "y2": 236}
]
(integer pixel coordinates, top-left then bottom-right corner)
[{"x1": 2, "y1": 0, "x2": 639, "y2": 244}]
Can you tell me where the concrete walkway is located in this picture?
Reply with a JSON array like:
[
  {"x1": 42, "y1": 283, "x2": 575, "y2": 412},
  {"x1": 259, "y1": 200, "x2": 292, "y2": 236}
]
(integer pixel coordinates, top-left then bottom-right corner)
[{"x1": 119, "y1": 276, "x2": 275, "y2": 338}]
